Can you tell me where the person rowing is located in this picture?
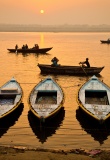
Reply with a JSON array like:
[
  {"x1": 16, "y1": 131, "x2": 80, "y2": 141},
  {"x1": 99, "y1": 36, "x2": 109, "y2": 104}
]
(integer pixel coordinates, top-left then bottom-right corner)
[{"x1": 79, "y1": 58, "x2": 90, "y2": 68}]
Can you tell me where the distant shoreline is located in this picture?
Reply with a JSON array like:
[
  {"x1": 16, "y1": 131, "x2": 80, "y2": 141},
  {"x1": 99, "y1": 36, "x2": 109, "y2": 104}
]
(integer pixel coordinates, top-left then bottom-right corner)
[
  {"x1": 0, "y1": 31, "x2": 110, "y2": 32},
  {"x1": 0, "y1": 24, "x2": 110, "y2": 32}
]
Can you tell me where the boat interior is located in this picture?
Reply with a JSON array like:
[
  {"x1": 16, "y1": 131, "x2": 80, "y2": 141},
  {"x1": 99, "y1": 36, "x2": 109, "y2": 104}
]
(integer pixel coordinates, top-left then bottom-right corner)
[
  {"x1": 0, "y1": 94, "x2": 16, "y2": 105},
  {"x1": 85, "y1": 90, "x2": 109, "y2": 105},
  {"x1": 0, "y1": 89, "x2": 19, "y2": 105},
  {"x1": 35, "y1": 91, "x2": 57, "y2": 104}
]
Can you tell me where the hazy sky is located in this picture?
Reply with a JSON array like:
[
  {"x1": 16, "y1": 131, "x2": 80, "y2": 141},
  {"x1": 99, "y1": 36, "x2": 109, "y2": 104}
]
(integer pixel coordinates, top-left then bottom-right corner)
[{"x1": 1, "y1": 0, "x2": 110, "y2": 25}]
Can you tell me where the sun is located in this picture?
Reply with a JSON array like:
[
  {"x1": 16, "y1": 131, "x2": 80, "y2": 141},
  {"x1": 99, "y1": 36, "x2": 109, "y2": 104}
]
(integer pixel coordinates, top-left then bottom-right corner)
[{"x1": 40, "y1": 10, "x2": 44, "y2": 14}]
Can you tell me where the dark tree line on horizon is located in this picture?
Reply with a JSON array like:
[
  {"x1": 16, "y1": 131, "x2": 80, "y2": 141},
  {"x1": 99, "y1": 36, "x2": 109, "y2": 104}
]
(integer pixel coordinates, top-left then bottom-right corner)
[{"x1": 0, "y1": 24, "x2": 110, "y2": 32}]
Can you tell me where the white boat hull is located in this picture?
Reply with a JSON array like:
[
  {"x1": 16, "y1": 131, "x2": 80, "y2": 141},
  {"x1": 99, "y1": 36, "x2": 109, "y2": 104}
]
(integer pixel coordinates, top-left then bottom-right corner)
[
  {"x1": 0, "y1": 78, "x2": 23, "y2": 119},
  {"x1": 29, "y1": 77, "x2": 64, "y2": 121},
  {"x1": 77, "y1": 75, "x2": 110, "y2": 122}
]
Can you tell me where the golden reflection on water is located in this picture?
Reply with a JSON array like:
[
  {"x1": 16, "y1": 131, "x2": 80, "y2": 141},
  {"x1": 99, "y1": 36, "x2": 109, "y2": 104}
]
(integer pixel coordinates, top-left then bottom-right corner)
[
  {"x1": 0, "y1": 32, "x2": 110, "y2": 150},
  {"x1": 40, "y1": 33, "x2": 44, "y2": 47}
]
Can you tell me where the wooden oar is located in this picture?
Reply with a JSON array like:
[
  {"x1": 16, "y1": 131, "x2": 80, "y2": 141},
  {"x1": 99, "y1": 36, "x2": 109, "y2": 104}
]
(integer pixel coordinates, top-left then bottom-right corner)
[{"x1": 79, "y1": 64, "x2": 88, "y2": 76}]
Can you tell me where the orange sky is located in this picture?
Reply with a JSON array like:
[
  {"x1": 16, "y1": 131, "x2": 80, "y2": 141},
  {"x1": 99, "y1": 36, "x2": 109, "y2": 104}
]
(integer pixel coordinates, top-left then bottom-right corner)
[{"x1": 1, "y1": 0, "x2": 110, "y2": 25}]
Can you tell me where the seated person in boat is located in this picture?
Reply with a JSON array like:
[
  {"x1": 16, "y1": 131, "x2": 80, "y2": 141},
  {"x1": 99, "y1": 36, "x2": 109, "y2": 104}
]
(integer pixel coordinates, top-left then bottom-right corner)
[
  {"x1": 22, "y1": 44, "x2": 28, "y2": 49},
  {"x1": 15, "y1": 44, "x2": 18, "y2": 50},
  {"x1": 25, "y1": 44, "x2": 28, "y2": 49},
  {"x1": 79, "y1": 58, "x2": 90, "y2": 68},
  {"x1": 22, "y1": 45, "x2": 25, "y2": 49},
  {"x1": 51, "y1": 57, "x2": 59, "y2": 66},
  {"x1": 33, "y1": 44, "x2": 39, "y2": 49}
]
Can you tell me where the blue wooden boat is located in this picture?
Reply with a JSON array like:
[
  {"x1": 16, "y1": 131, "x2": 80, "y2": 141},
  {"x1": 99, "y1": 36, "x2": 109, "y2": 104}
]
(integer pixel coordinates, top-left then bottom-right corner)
[
  {"x1": 28, "y1": 77, "x2": 64, "y2": 122},
  {"x1": 77, "y1": 75, "x2": 110, "y2": 123},
  {"x1": 0, "y1": 78, "x2": 23, "y2": 119}
]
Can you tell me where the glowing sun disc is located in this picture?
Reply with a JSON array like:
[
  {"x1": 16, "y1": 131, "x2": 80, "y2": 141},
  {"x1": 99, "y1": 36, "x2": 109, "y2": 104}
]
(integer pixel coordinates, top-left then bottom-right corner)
[{"x1": 40, "y1": 10, "x2": 44, "y2": 14}]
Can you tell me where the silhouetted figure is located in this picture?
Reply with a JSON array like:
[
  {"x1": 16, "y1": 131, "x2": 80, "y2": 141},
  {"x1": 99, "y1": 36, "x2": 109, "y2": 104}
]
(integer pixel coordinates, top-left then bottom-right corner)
[
  {"x1": 51, "y1": 57, "x2": 59, "y2": 66},
  {"x1": 34, "y1": 44, "x2": 39, "y2": 49},
  {"x1": 15, "y1": 44, "x2": 18, "y2": 50},
  {"x1": 25, "y1": 44, "x2": 28, "y2": 49},
  {"x1": 22, "y1": 45, "x2": 25, "y2": 49},
  {"x1": 79, "y1": 58, "x2": 90, "y2": 68}
]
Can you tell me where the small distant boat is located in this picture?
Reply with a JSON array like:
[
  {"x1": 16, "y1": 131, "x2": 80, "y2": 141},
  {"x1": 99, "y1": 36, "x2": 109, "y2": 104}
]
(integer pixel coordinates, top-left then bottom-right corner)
[
  {"x1": 77, "y1": 75, "x2": 110, "y2": 123},
  {"x1": 100, "y1": 38, "x2": 110, "y2": 44},
  {"x1": 7, "y1": 47, "x2": 53, "y2": 53},
  {"x1": 37, "y1": 64, "x2": 104, "y2": 76},
  {"x1": 28, "y1": 77, "x2": 64, "y2": 122},
  {"x1": 0, "y1": 78, "x2": 23, "y2": 119}
]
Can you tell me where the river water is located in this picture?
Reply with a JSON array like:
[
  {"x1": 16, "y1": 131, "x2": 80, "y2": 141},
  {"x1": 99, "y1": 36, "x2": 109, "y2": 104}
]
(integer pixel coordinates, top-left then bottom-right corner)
[{"x1": 0, "y1": 32, "x2": 110, "y2": 150}]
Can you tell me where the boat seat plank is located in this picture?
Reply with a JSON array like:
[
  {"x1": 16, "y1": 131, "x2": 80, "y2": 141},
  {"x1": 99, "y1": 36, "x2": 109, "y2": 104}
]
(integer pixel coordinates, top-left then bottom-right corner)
[
  {"x1": 85, "y1": 104, "x2": 110, "y2": 117},
  {"x1": 34, "y1": 104, "x2": 58, "y2": 116},
  {"x1": 33, "y1": 104, "x2": 57, "y2": 110},
  {"x1": 0, "y1": 93, "x2": 21, "y2": 95},
  {"x1": 0, "y1": 88, "x2": 18, "y2": 93}
]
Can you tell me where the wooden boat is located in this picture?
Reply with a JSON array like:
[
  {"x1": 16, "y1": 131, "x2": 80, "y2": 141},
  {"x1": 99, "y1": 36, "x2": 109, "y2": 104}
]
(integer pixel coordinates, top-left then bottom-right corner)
[
  {"x1": 77, "y1": 75, "x2": 110, "y2": 123},
  {"x1": 100, "y1": 39, "x2": 110, "y2": 44},
  {"x1": 37, "y1": 64, "x2": 104, "y2": 76},
  {"x1": 7, "y1": 47, "x2": 53, "y2": 53},
  {"x1": 0, "y1": 77, "x2": 23, "y2": 119},
  {"x1": 28, "y1": 77, "x2": 64, "y2": 122}
]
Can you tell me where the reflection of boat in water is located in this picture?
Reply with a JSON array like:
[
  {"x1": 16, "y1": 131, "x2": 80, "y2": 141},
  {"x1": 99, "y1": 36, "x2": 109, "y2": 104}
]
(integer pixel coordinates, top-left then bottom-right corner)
[
  {"x1": 76, "y1": 107, "x2": 110, "y2": 145},
  {"x1": 28, "y1": 107, "x2": 65, "y2": 143},
  {"x1": 0, "y1": 103, "x2": 24, "y2": 138},
  {"x1": 14, "y1": 52, "x2": 49, "y2": 57}
]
